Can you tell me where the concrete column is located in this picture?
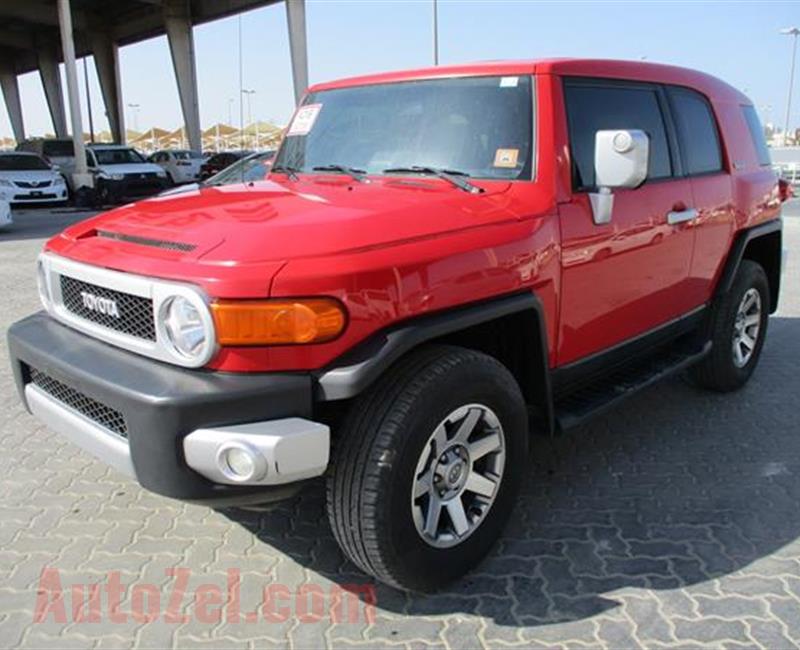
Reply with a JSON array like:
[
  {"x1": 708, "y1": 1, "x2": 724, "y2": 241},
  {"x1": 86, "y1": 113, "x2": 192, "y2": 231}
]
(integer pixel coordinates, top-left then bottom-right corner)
[
  {"x1": 285, "y1": 0, "x2": 308, "y2": 105},
  {"x1": 163, "y1": 0, "x2": 201, "y2": 152},
  {"x1": 91, "y1": 32, "x2": 125, "y2": 143},
  {"x1": 37, "y1": 45, "x2": 68, "y2": 138},
  {"x1": 0, "y1": 62, "x2": 25, "y2": 142},
  {"x1": 58, "y1": 0, "x2": 91, "y2": 189}
]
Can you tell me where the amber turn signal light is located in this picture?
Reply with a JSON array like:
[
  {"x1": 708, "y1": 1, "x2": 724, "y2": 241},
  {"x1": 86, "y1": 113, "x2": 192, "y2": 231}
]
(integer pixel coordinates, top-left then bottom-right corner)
[{"x1": 211, "y1": 298, "x2": 346, "y2": 346}]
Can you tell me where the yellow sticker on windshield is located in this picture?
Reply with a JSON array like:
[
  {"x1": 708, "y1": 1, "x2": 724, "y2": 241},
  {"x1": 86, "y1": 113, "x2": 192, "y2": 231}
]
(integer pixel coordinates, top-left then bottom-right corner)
[{"x1": 494, "y1": 148, "x2": 519, "y2": 168}]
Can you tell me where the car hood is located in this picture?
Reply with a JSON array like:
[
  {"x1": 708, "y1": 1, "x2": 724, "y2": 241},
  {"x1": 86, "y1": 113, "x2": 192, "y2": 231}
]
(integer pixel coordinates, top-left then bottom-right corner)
[
  {"x1": 0, "y1": 170, "x2": 59, "y2": 182},
  {"x1": 48, "y1": 176, "x2": 530, "y2": 297},
  {"x1": 96, "y1": 162, "x2": 164, "y2": 175}
]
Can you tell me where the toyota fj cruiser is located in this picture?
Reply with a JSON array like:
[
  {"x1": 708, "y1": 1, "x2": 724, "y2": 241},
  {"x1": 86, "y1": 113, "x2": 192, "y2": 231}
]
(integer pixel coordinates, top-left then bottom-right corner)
[{"x1": 8, "y1": 60, "x2": 783, "y2": 591}]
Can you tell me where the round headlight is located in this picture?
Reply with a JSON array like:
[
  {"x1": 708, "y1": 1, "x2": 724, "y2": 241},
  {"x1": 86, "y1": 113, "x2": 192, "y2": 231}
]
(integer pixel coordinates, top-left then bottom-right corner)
[{"x1": 162, "y1": 295, "x2": 210, "y2": 360}]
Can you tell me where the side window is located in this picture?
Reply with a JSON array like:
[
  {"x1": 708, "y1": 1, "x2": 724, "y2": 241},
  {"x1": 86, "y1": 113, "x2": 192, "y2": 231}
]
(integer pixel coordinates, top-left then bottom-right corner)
[
  {"x1": 741, "y1": 105, "x2": 771, "y2": 167},
  {"x1": 563, "y1": 80, "x2": 672, "y2": 189},
  {"x1": 668, "y1": 87, "x2": 723, "y2": 175}
]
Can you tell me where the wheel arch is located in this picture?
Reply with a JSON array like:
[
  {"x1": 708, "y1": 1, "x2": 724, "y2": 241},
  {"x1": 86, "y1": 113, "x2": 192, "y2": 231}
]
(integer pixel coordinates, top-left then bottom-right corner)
[
  {"x1": 314, "y1": 292, "x2": 555, "y2": 436},
  {"x1": 715, "y1": 219, "x2": 782, "y2": 314}
]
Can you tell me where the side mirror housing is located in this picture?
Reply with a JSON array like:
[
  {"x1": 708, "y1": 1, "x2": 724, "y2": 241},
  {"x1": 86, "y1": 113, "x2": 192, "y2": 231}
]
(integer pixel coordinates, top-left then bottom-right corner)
[{"x1": 590, "y1": 129, "x2": 649, "y2": 225}]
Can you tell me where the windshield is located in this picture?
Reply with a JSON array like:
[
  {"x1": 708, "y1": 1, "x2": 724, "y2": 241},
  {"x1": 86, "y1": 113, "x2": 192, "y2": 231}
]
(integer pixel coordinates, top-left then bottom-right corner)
[
  {"x1": 274, "y1": 75, "x2": 533, "y2": 180},
  {"x1": 0, "y1": 154, "x2": 51, "y2": 171},
  {"x1": 208, "y1": 152, "x2": 275, "y2": 186},
  {"x1": 42, "y1": 141, "x2": 74, "y2": 157},
  {"x1": 93, "y1": 148, "x2": 146, "y2": 165},
  {"x1": 174, "y1": 150, "x2": 202, "y2": 160}
]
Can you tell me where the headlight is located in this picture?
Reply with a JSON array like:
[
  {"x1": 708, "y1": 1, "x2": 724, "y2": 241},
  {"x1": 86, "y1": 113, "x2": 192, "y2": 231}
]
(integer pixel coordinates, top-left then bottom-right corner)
[
  {"x1": 110, "y1": 173, "x2": 125, "y2": 181},
  {"x1": 0, "y1": 179, "x2": 13, "y2": 187},
  {"x1": 53, "y1": 176, "x2": 65, "y2": 186},
  {"x1": 160, "y1": 295, "x2": 213, "y2": 361},
  {"x1": 156, "y1": 169, "x2": 167, "y2": 178}
]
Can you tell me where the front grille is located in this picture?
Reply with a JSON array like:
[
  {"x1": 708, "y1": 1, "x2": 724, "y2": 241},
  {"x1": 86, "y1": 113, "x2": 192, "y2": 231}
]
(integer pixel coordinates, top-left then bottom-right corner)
[
  {"x1": 29, "y1": 367, "x2": 128, "y2": 438},
  {"x1": 60, "y1": 275, "x2": 156, "y2": 341},
  {"x1": 15, "y1": 180, "x2": 52, "y2": 188},
  {"x1": 97, "y1": 230, "x2": 196, "y2": 252}
]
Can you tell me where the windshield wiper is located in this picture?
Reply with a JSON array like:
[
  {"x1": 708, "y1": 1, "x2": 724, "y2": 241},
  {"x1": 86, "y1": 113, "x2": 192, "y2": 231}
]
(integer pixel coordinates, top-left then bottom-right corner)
[
  {"x1": 312, "y1": 164, "x2": 367, "y2": 183},
  {"x1": 383, "y1": 166, "x2": 482, "y2": 194},
  {"x1": 271, "y1": 163, "x2": 300, "y2": 181}
]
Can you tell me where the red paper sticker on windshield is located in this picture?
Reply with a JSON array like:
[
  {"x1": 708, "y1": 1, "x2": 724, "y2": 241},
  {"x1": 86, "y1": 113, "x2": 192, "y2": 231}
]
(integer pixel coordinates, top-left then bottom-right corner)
[
  {"x1": 288, "y1": 103, "x2": 322, "y2": 136},
  {"x1": 494, "y1": 148, "x2": 519, "y2": 168}
]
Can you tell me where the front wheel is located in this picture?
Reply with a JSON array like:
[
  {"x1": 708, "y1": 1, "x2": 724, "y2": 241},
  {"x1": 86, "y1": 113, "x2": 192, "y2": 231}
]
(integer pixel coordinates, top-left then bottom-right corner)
[{"x1": 326, "y1": 346, "x2": 528, "y2": 591}]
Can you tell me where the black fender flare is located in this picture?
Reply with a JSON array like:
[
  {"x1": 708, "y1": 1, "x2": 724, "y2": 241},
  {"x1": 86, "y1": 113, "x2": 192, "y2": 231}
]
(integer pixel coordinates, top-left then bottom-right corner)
[
  {"x1": 714, "y1": 219, "x2": 782, "y2": 312},
  {"x1": 314, "y1": 292, "x2": 555, "y2": 434}
]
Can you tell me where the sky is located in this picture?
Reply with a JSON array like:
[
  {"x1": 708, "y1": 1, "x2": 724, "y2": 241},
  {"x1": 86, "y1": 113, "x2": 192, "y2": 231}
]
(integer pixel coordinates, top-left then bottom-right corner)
[{"x1": 1, "y1": 0, "x2": 799, "y2": 140}]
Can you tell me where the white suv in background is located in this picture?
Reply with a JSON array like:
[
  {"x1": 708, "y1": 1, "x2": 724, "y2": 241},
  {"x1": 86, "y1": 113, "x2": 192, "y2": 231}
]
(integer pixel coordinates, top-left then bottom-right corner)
[
  {"x1": 86, "y1": 144, "x2": 169, "y2": 202},
  {"x1": 149, "y1": 150, "x2": 204, "y2": 184}
]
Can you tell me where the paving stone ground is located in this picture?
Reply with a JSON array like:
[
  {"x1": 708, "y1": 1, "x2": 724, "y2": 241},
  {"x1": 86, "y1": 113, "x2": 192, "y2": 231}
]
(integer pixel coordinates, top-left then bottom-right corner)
[{"x1": 0, "y1": 204, "x2": 799, "y2": 649}]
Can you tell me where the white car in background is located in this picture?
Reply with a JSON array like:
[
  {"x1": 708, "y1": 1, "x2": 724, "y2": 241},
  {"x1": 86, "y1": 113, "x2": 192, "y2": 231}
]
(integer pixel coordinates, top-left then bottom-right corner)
[
  {"x1": 149, "y1": 149, "x2": 204, "y2": 184},
  {"x1": 0, "y1": 152, "x2": 68, "y2": 205},
  {"x1": 0, "y1": 198, "x2": 12, "y2": 229},
  {"x1": 86, "y1": 144, "x2": 169, "y2": 202}
]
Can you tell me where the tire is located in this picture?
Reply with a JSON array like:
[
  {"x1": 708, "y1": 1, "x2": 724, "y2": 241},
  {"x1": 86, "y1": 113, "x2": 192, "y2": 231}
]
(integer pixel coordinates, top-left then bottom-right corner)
[
  {"x1": 691, "y1": 260, "x2": 769, "y2": 392},
  {"x1": 326, "y1": 345, "x2": 528, "y2": 591}
]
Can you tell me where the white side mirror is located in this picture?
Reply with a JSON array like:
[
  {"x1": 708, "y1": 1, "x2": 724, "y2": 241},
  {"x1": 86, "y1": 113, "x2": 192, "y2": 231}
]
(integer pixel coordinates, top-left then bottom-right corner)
[{"x1": 590, "y1": 129, "x2": 649, "y2": 225}]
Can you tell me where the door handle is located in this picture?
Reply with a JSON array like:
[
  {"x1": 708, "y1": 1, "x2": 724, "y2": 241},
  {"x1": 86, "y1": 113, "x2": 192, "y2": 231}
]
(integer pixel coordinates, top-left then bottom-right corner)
[{"x1": 667, "y1": 208, "x2": 698, "y2": 225}]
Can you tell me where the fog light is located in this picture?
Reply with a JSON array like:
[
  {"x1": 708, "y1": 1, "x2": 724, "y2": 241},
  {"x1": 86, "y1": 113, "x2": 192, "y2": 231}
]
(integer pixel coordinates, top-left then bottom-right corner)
[{"x1": 216, "y1": 442, "x2": 266, "y2": 483}]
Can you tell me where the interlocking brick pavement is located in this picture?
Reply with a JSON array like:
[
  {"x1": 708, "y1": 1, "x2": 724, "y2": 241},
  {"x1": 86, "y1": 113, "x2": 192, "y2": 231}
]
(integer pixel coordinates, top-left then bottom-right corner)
[{"x1": 1, "y1": 206, "x2": 799, "y2": 649}]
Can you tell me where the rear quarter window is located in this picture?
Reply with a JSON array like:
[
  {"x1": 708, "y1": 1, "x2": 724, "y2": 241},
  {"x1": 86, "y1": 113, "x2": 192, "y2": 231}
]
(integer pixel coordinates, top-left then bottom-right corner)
[
  {"x1": 741, "y1": 105, "x2": 771, "y2": 167},
  {"x1": 667, "y1": 87, "x2": 723, "y2": 175}
]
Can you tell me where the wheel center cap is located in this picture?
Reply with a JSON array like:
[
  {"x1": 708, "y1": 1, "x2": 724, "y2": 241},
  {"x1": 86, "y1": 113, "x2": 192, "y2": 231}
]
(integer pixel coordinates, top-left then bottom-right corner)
[{"x1": 448, "y1": 464, "x2": 463, "y2": 484}]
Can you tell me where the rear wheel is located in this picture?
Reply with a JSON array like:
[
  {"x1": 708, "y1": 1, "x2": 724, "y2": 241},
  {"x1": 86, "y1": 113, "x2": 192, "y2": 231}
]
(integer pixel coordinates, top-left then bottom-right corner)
[
  {"x1": 691, "y1": 260, "x2": 769, "y2": 391},
  {"x1": 326, "y1": 346, "x2": 528, "y2": 591}
]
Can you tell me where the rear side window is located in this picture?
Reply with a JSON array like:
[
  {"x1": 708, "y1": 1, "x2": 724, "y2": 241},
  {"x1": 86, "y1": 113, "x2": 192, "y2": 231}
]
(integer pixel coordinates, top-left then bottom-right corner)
[
  {"x1": 668, "y1": 87, "x2": 723, "y2": 175},
  {"x1": 741, "y1": 105, "x2": 771, "y2": 167},
  {"x1": 564, "y1": 80, "x2": 672, "y2": 189}
]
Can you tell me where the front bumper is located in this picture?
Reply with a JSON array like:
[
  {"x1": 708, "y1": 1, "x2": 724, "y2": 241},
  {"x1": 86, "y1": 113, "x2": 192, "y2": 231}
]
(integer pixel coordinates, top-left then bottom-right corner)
[
  {"x1": 8, "y1": 313, "x2": 329, "y2": 505},
  {"x1": 6, "y1": 186, "x2": 69, "y2": 204},
  {"x1": 99, "y1": 175, "x2": 169, "y2": 201}
]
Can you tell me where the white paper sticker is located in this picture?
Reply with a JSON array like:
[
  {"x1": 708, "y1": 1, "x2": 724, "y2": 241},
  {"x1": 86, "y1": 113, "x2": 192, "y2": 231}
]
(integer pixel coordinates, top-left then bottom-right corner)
[
  {"x1": 499, "y1": 76, "x2": 519, "y2": 88},
  {"x1": 288, "y1": 103, "x2": 322, "y2": 136}
]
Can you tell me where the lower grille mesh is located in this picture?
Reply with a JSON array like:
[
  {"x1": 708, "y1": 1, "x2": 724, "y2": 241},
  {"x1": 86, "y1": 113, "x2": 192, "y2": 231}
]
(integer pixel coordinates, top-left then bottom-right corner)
[{"x1": 29, "y1": 367, "x2": 128, "y2": 438}]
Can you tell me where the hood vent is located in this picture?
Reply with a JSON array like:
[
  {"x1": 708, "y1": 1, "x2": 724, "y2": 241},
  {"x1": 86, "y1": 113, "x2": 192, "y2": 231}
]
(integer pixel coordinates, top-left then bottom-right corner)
[{"x1": 97, "y1": 230, "x2": 196, "y2": 252}]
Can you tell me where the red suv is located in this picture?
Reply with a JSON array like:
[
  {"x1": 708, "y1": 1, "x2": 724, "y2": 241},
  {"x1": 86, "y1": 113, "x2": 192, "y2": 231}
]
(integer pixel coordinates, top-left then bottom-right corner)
[{"x1": 9, "y1": 59, "x2": 783, "y2": 591}]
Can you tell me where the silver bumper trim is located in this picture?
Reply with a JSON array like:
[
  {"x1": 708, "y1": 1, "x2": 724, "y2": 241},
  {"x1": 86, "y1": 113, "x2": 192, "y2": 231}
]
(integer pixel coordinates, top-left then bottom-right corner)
[
  {"x1": 25, "y1": 383, "x2": 135, "y2": 478},
  {"x1": 26, "y1": 381, "x2": 328, "y2": 487},
  {"x1": 183, "y1": 419, "x2": 330, "y2": 486}
]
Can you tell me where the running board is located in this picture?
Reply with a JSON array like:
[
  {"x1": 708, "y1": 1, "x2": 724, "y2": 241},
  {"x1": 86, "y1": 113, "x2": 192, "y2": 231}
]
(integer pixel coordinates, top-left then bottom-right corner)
[{"x1": 554, "y1": 341, "x2": 712, "y2": 432}]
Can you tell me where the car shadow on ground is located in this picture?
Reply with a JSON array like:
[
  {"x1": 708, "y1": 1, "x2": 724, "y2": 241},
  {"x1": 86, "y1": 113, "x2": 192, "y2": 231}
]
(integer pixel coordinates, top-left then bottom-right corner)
[{"x1": 227, "y1": 315, "x2": 800, "y2": 626}]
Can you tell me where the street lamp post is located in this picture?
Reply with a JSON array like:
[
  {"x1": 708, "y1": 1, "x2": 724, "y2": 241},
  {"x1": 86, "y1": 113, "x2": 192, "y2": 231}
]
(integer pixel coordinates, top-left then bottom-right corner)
[
  {"x1": 432, "y1": 0, "x2": 439, "y2": 66},
  {"x1": 781, "y1": 27, "x2": 800, "y2": 146},
  {"x1": 242, "y1": 89, "x2": 256, "y2": 148}
]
